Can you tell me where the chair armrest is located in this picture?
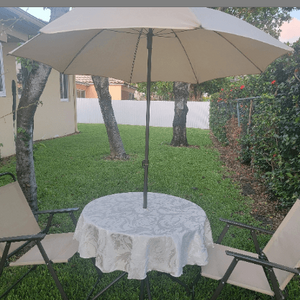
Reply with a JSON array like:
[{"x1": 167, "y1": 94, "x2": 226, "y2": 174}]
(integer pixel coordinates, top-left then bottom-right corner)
[
  {"x1": 219, "y1": 218, "x2": 274, "y2": 234},
  {"x1": 226, "y1": 250, "x2": 300, "y2": 275},
  {"x1": 0, "y1": 233, "x2": 46, "y2": 243},
  {"x1": 216, "y1": 218, "x2": 274, "y2": 244},
  {"x1": 0, "y1": 233, "x2": 46, "y2": 267},
  {"x1": 36, "y1": 207, "x2": 79, "y2": 215},
  {"x1": 36, "y1": 207, "x2": 79, "y2": 233}
]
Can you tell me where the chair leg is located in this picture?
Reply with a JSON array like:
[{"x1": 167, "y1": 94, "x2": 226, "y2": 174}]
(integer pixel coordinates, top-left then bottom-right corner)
[
  {"x1": 210, "y1": 258, "x2": 239, "y2": 300},
  {"x1": 191, "y1": 268, "x2": 202, "y2": 300},
  {"x1": 86, "y1": 258, "x2": 127, "y2": 300},
  {"x1": 192, "y1": 267, "x2": 202, "y2": 287},
  {"x1": 85, "y1": 276, "x2": 102, "y2": 300},
  {"x1": 260, "y1": 254, "x2": 285, "y2": 300},
  {"x1": 91, "y1": 272, "x2": 127, "y2": 300},
  {"x1": 36, "y1": 241, "x2": 68, "y2": 300},
  {"x1": 0, "y1": 265, "x2": 37, "y2": 299},
  {"x1": 85, "y1": 258, "x2": 103, "y2": 300},
  {"x1": 164, "y1": 266, "x2": 201, "y2": 299},
  {"x1": 266, "y1": 267, "x2": 286, "y2": 300},
  {"x1": 210, "y1": 281, "x2": 225, "y2": 300},
  {"x1": 164, "y1": 273, "x2": 191, "y2": 295},
  {"x1": 0, "y1": 242, "x2": 11, "y2": 277}
]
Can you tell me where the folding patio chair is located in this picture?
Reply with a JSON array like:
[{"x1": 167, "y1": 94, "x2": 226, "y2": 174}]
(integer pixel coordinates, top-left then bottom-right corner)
[
  {"x1": 0, "y1": 172, "x2": 79, "y2": 300},
  {"x1": 200, "y1": 199, "x2": 300, "y2": 300}
]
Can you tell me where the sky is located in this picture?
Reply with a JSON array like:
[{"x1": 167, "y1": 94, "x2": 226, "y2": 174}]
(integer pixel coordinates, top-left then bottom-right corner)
[
  {"x1": 20, "y1": 7, "x2": 51, "y2": 21},
  {"x1": 280, "y1": 17, "x2": 300, "y2": 43},
  {"x1": 20, "y1": 7, "x2": 300, "y2": 43}
]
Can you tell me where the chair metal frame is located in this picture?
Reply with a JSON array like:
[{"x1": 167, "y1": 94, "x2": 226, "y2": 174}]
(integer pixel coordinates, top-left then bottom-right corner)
[
  {"x1": 86, "y1": 267, "x2": 199, "y2": 300},
  {"x1": 202, "y1": 207, "x2": 300, "y2": 300},
  {"x1": 0, "y1": 172, "x2": 79, "y2": 300},
  {"x1": 85, "y1": 263, "x2": 188, "y2": 300}
]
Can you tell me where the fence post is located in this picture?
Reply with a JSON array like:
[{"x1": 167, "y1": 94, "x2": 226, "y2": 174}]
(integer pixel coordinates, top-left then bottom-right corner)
[
  {"x1": 236, "y1": 101, "x2": 240, "y2": 127},
  {"x1": 247, "y1": 99, "x2": 253, "y2": 133}
]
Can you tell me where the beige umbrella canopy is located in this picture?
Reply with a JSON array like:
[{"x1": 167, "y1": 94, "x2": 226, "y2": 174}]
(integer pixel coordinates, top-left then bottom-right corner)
[
  {"x1": 11, "y1": 7, "x2": 292, "y2": 83},
  {"x1": 10, "y1": 7, "x2": 293, "y2": 208}
]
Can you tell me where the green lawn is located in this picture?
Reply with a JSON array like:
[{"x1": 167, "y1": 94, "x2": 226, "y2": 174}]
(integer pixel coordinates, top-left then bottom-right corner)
[{"x1": 0, "y1": 124, "x2": 299, "y2": 299}]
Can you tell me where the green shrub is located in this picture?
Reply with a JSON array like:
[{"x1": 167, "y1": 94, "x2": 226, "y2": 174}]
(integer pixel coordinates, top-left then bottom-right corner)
[
  {"x1": 209, "y1": 39, "x2": 300, "y2": 208},
  {"x1": 250, "y1": 95, "x2": 300, "y2": 207},
  {"x1": 209, "y1": 93, "x2": 231, "y2": 145}
]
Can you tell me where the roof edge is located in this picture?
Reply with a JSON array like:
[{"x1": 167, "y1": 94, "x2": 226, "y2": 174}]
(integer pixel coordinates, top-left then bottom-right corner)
[{"x1": 5, "y1": 7, "x2": 47, "y2": 28}]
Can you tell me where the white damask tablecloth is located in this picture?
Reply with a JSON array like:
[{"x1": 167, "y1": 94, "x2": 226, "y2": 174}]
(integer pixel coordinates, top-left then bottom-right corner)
[{"x1": 74, "y1": 192, "x2": 213, "y2": 280}]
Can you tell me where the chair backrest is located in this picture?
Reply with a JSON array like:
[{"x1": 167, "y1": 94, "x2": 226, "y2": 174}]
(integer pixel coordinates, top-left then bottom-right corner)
[
  {"x1": 0, "y1": 182, "x2": 41, "y2": 256},
  {"x1": 263, "y1": 199, "x2": 300, "y2": 291}
]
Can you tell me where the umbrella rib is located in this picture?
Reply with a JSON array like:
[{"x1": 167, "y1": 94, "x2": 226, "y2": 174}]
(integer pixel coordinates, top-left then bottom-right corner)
[
  {"x1": 62, "y1": 29, "x2": 105, "y2": 73},
  {"x1": 155, "y1": 28, "x2": 198, "y2": 37},
  {"x1": 171, "y1": 29, "x2": 199, "y2": 84},
  {"x1": 129, "y1": 28, "x2": 143, "y2": 84},
  {"x1": 215, "y1": 31, "x2": 263, "y2": 73}
]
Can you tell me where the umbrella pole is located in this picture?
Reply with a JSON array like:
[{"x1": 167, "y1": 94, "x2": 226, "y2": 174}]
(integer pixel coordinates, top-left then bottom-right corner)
[{"x1": 143, "y1": 28, "x2": 153, "y2": 209}]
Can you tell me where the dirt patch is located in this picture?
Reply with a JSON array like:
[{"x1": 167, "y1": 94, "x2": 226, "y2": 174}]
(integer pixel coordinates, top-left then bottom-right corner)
[
  {"x1": 210, "y1": 117, "x2": 288, "y2": 231},
  {"x1": 0, "y1": 155, "x2": 15, "y2": 167}
]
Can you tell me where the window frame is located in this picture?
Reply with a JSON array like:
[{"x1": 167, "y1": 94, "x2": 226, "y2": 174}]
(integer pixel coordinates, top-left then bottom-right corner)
[
  {"x1": 76, "y1": 89, "x2": 86, "y2": 98},
  {"x1": 60, "y1": 73, "x2": 69, "y2": 102}
]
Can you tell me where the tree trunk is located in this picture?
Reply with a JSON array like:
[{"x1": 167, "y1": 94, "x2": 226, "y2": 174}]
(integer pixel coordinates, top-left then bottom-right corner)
[
  {"x1": 171, "y1": 82, "x2": 189, "y2": 147},
  {"x1": 190, "y1": 84, "x2": 203, "y2": 101},
  {"x1": 15, "y1": 7, "x2": 69, "y2": 214},
  {"x1": 92, "y1": 76, "x2": 128, "y2": 159},
  {"x1": 16, "y1": 64, "x2": 52, "y2": 214}
]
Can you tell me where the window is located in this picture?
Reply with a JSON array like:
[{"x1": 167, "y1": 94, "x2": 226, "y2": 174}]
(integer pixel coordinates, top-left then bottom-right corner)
[
  {"x1": 60, "y1": 73, "x2": 69, "y2": 101},
  {"x1": 129, "y1": 92, "x2": 134, "y2": 100},
  {"x1": 76, "y1": 89, "x2": 85, "y2": 98},
  {"x1": 0, "y1": 43, "x2": 6, "y2": 97}
]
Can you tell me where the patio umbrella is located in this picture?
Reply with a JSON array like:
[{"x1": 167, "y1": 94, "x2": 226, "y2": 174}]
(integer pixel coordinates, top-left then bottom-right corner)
[{"x1": 9, "y1": 7, "x2": 293, "y2": 209}]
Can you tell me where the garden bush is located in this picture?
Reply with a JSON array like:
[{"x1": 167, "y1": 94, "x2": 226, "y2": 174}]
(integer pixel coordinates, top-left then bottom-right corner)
[
  {"x1": 209, "y1": 39, "x2": 300, "y2": 208},
  {"x1": 250, "y1": 95, "x2": 300, "y2": 207}
]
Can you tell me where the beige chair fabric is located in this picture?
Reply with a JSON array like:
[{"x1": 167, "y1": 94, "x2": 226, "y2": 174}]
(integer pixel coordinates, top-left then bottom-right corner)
[
  {"x1": 0, "y1": 181, "x2": 78, "y2": 265},
  {"x1": 202, "y1": 244, "x2": 274, "y2": 296},
  {"x1": 201, "y1": 199, "x2": 300, "y2": 296},
  {"x1": 0, "y1": 182, "x2": 41, "y2": 255},
  {"x1": 10, "y1": 233, "x2": 78, "y2": 266},
  {"x1": 263, "y1": 200, "x2": 300, "y2": 290}
]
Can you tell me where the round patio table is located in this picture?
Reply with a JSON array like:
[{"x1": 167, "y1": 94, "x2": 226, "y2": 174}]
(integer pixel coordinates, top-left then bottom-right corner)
[{"x1": 74, "y1": 192, "x2": 213, "y2": 281}]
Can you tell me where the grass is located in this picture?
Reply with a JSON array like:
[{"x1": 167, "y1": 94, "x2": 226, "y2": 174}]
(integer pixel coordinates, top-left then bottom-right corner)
[{"x1": 0, "y1": 124, "x2": 299, "y2": 299}]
